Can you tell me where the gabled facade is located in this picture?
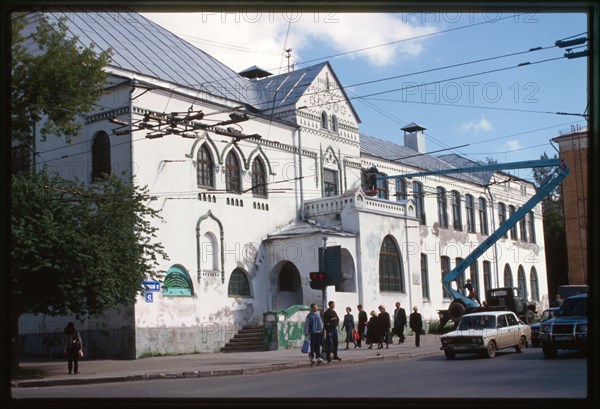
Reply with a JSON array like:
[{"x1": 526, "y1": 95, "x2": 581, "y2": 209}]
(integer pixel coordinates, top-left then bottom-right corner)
[{"x1": 19, "y1": 10, "x2": 549, "y2": 359}]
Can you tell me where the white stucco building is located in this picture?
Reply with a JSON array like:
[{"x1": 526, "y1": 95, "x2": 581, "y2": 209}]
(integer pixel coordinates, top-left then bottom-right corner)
[{"x1": 19, "y1": 11, "x2": 550, "y2": 358}]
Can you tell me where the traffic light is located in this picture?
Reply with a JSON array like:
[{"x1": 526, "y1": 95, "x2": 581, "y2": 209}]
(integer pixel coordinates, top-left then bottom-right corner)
[{"x1": 309, "y1": 272, "x2": 327, "y2": 289}]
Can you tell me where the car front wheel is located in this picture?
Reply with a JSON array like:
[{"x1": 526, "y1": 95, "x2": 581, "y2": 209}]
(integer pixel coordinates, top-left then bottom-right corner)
[
  {"x1": 484, "y1": 341, "x2": 497, "y2": 358},
  {"x1": 515, "y1": 336, "x2": 526, "y2": 353}
]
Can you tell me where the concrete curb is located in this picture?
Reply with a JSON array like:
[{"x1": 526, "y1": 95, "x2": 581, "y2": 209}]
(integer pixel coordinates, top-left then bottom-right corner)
[{"x1": 12, "y1": 350, "x2": 438, "y2": 388}]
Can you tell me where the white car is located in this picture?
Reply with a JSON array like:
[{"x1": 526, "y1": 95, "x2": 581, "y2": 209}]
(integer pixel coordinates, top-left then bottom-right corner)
[{"x1": 440, "y1": 311, "x2": 531, "y2": 359}]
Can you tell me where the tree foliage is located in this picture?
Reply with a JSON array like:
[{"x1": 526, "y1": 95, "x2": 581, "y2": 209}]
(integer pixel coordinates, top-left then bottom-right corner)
[
  {"x1": 11, "y1": 171, "x2": 168, "y2": 318},
  {"x1": 11, "y1": 12, "x2": 111, "y2": 145},
  {"x1": 533, "y1": 152, "x2": 568, "y2": 292}
]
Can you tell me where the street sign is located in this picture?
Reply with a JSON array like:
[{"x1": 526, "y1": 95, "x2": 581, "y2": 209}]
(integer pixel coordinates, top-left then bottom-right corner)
[
  {"x1": 144, "y1": 292, "x2": 153, "y2": 303},
  {"x1": 143, "y1": 280, "x2": 161, "y2": 292}
]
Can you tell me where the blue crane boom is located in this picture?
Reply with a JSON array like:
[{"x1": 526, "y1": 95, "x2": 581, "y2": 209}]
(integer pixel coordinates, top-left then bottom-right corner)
[{"x1": 379, "y1": 158, "x2": 569, "y2": 310}]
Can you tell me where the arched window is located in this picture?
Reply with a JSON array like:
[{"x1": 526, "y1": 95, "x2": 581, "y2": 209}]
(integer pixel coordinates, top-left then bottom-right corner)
[
  {"x1": 437, "y1": 187, "x2": 448, "y2": 228},
  {"x1": 530, "y1": 267, "x2": 540, "y2": 301},
  {"x1": 498, "y1": 203, "x2": 507, "y2": 238},
  {"x1": 451, "y1": 190, "x2": 462, "y2": 230},
  {"x1": 228, "y1": 269, "x2": 251, "y2": 297},
  {"x1": 478, "y1": 197, "x2": 488, "y2": 235},
  {"x1": 331, "y1": 115, "x2": 338, "y2": 132},
  {"x1": 483, "y1": 261, "x2": 491, "y2": 294},
  {"x1": 517, "y1": 265, "x2": 527, "y2": 297},
  {"x1": 503, "y1": 264, "x2": 513, "y2": 288},
  {"x1": 225, "y1": 151, "x2": 241, "y2": 193},
  {"x1": 279, "y1": 261, "x2": 301, "y2": 291},
  {"x1": 321, "y1": 112, "x2": 328, "y2": 129},
  {"x1": 251, "y1": 157, "x2": 267, "y2": 197},
  {"x1": 92, "y1": 131, "x2": 111, "y2": 181},
  {"x1": 163, "y1": 265, "x2": 193, "y2": 296},
  {"x1": 379, "y1": 235, "x2": 404, "y2": 292},
  {"x1": 197, "y1": 144, "x2": 214, "y2": 187},
  {"x1": 396, "y1": 178, "x2": 407, "y2": 201},
  {"x1": 413, "y1": 181, "x2": 426, "y2": 225},
  {"x1": 469, "y1": 261, "x2": 480, "y2": 298},
  {"x1": 465, "y1": 194, "x2": 475, "y2": 232},
  {"x1": 455, "y1": 257, "x2": 465, "y2": 292}
]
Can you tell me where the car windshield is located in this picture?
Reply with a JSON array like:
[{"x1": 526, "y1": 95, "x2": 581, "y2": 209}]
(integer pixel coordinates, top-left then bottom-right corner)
[
  {"x1": 458, "y1": 315, "x2": 496, "y2": 330},
  {"x1": 540, "y1": 309, "x2": 556, "y2": 321},
  {"x1": 558, "y1": 298, "x2": 587, "y2": 316}
]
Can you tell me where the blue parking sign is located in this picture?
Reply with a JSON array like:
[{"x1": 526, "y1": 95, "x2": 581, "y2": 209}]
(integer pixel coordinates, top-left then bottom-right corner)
[{"x1": 145, "y1": 292, "x2": 153, "y2": 303}]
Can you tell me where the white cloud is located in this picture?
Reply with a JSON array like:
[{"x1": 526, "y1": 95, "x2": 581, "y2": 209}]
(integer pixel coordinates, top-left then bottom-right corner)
[
  {"x1": 142, "y1": 12, "x2": 437, "y2": 72},
  {"x1": 458, "y1": 115, "x2": 493, "y2": 135},
  {"x1": 502, "y1": 139, "x2": 523, "y2": 152}
]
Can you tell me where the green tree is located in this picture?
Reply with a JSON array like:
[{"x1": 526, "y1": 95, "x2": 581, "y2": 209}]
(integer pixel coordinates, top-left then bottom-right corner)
[
  {"x1": 11, "y1": 12, "x2": 111, "y2": 147},
  {"x1": 533, "y1": 152, "x2": 569, "y2": 296},
  {"x1": 11, "y1": 172, "x2": 168, "y2": 369}
]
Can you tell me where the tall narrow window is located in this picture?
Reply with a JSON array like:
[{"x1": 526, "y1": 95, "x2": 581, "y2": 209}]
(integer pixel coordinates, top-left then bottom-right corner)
[
  {"x1": 498, "y1": 203, "x2": 507, "y2": 238},
  {"x1": 470, "y1": 262, "x2": 479, "y2": 298},
  {"x1": 451, "y1": 191, "x2": 462, "y2": 230},
  {"x1": 413, "y1": 181, "x2": 426, "y2": 225},
  {"x1": 519, "y1": 210, "x2": 528, "y2": 242},
  {"x1": 323, "y1": 168, "x2": 338, "y2": 197},
  {"x1": 517, "y1": 265, "x2": 527, "y2": 297},
  {"x1": 197, "y1": 144, "x2": 214, "y2": 187},
  {"x1": 441, "y1": 256, "x2": 451, "y2": 298},
  {"x1": 225, "y1": 151, "x2": 241, "y2": 193},
  {"x1": 379, "y1": 235, "x2": 404, "y2": 292},
  {"x1": 528, "y1": 211, "x2": 536, "y2": 243},
  {"x1": 377, "y1": 173, "x2": 388, "y2": 200},
  {"x1": 509, "y1": 205, "x2": 518, "y2": 240},
  {"x1": 321, "y1": 112, "x2": 328, "y2": 129},
  {"x1": 455, "y1": 257, "x2": 465, "y2": 292},
  {"x1": 396, "y1": 178, "x2": 407, "y2": 201},
  {"x1": 504, "y1": 264, "x2": 513, "y2": 288},
  {"x1": 478, "y1": 197, "x2": 488, "y2": 235},
  {"x1": 331, "y1": 115, "x2": 338, "y2": 132},
  {"x1": 465, "y1": 194, "x2": 475, "y2": 232},
  {"x1": 437, "y1": 187, "x2": 448, "y2": 228},
  {"x1": 483, "y1": 261, "x2": 491, "y2": 294},
  {"x1": 421, "y1": 254, "x2": 430, "y2": 300},
  {"x1": 251, "y1": 157, "x2": 267, "y2": 197},
  {"x1": 530, "y1": 267, "x2": 539, "y2": 302},
  {"x1": 92, "y1": 132, "x2": 111, "y2": 181}
]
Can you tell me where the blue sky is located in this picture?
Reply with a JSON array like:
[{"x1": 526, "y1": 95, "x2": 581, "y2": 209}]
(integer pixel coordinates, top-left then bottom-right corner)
[{"x1": 143, "y1": 10, "x2": 588, "y2": 179}]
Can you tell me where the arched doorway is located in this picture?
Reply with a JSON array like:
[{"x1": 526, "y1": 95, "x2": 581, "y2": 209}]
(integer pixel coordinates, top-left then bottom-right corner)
[
  {"x1": 271, "y1": 261, "x2": 303, "y2": 309},
  {"x1": 335, "y1": 248, "x2": 356, "y2": 293}
]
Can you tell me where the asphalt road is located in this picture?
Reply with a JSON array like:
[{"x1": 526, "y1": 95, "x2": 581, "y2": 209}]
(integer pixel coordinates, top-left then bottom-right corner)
[{"x1": 11, "y1": 348, "x2": 587, "y2": 400}]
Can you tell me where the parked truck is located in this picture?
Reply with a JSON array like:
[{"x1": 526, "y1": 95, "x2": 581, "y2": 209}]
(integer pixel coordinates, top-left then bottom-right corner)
[{"x1": 382, "y1": 159, "x2": 570, "y2": 330}]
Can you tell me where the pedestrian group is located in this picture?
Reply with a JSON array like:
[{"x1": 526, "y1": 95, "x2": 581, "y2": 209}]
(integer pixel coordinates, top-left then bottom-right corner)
[{"x1": 304, "y1": 301, "x2": 424, "y2": 364}]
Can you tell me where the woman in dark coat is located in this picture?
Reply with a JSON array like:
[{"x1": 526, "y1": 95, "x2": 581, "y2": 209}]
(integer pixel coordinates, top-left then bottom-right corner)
[
  {"x1": 341, "y1": 307, "x2": 357, "y2": 349},
  {"x1": 357, "y1": 304, "x2": 368, "y2": 348},
  {"x1": 63, "y1": 322, "x2": 83, "y2": 374},
  {"x1": 366, "y1": 310, "x2": 381, "y2": 349}
]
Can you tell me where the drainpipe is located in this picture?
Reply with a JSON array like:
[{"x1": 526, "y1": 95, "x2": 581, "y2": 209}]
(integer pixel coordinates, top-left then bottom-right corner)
[
  {"x1": 297, "y1": 127, "x2": 305, "y2": 221},
  {"x1": 405, "y1": 215, "x2": 413, "y2": 310}
]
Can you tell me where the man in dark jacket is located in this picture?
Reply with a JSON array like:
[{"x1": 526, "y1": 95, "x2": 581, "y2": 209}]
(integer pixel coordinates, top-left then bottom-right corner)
[
  {"x1": 323, "y1": 300, "x2": 341, "y2": 362},
  {"x1": 357, "y1": 304, "x2": 368, "y2": 348},
  {"x1": 409, "y1": 306, "x2": 423, "y2": 347},
  {"x1": 393, "y1": 301, "x2": 407, "y2": 344}
]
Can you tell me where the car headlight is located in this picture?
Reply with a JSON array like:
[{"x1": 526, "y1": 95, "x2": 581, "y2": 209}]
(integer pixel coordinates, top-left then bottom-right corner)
[
  {"x1": 541, "y1": 325, "x2": 551, "y2": 333},
  {"x1": 475, "y1": 337, "x2": 483, "y2": 346},
  {"x1": 441, "y1": 338, "x2": 448, "y2": 345},
  {"x1": 578, "y1": 324, "x2": 588, "y2": 332}
]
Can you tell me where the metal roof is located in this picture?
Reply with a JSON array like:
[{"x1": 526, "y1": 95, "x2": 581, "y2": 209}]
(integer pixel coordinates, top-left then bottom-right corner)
[
  {"x1": 360, "y1": 133, "x2": 488, "y2": 185},
  {"x1": 42, "y1": 9, "x2": 258, "y2": 104}
]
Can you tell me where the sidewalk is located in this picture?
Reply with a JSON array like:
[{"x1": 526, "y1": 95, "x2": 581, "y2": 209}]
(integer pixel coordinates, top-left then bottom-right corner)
[{"x1": 12, "y1": 335, "x2": 441, "y2": 388}]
